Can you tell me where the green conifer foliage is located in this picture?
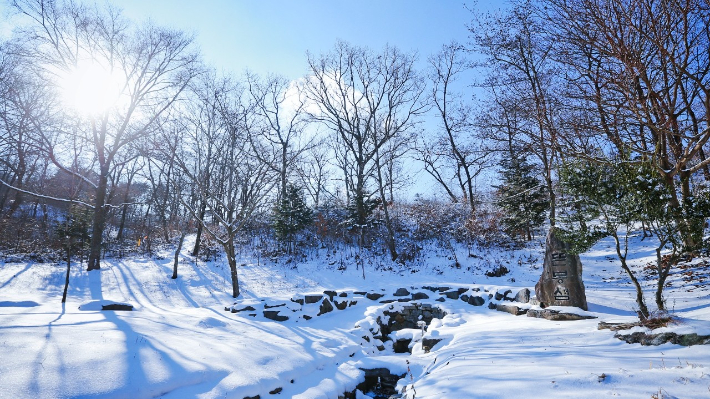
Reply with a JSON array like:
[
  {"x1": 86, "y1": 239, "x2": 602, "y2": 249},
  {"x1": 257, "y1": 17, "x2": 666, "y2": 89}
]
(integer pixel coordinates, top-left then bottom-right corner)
[
  {"x1": 273, "y1": 184, "x2": 313, "y2": 253},
  {"x1": 496, "y1": 155, "x2": 549, "y2": 241}
]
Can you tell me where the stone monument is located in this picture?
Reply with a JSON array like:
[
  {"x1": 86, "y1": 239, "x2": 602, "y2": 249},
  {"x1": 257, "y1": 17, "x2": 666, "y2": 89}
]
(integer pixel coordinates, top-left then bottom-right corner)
[{"x1": 535, "y1": 228, "x2": 588, "y2": 310}]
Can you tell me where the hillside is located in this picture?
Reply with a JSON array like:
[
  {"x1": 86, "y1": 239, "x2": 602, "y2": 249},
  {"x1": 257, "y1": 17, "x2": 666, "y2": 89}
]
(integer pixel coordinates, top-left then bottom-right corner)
[{"x1": 1, "y1": 233, "x2": 709, "y2": 399}]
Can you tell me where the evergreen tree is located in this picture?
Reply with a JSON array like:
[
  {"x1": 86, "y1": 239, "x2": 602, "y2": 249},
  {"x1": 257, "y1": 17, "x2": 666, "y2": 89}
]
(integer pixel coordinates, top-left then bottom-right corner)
[
  {"x1": 495, "y1": 154, "x2": 548, "y2": 241},
  {"x1": 273, "y1": 184, "x2": 313, "y2": 253}
]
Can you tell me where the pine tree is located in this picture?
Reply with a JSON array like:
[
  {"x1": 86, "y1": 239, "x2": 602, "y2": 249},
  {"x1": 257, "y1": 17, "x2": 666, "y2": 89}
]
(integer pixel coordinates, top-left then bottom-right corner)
[
  {"x1": 495, "y1": 154, "x2": 548, "y2": 241},
  {"x1": 273, "y1": 184, "x2": 313, "y2": 253}
]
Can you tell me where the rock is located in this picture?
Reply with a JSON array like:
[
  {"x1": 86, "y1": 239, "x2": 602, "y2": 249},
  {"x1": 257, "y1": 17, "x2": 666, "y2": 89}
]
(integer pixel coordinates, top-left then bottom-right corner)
[
  {"x1": 468, "y1": 296, "x2": 485, "y2": 306},
  {"x1": 393, "y1": 338, "x2": 412, "y2": 353},
  {"x1": 324, "y1": 290, "x2": 337, "y2": 300},
  {"x1": 423, "y1": 286, "x2": 450, "y2": 292},
  {"x1": 494, "y1": 292, "x2": 504, "y2": 301},
  {"x1": 339, "y1": 292, "x2": 348, "y2": 297},
  {"x1": 460, "y1": 294, "x2": 470, "y2": 303},
  {"x1": 435, "y1": 297, "x2": 446, "y2": 302},
  {"x1": 303, "y1": 315, "x2": 312, "y2": 320},
  {"x1": 263, "y1": 310, "x2": 288, "y2": 322},
  {"x1": 349, "y1": 300, "x2": 358, "y2": 307},
  {"x1": 393, "y1": 288, "x2": 410, "y2": 296},
  {"x1": 101, "y1": 303, "x2": 133, "y2": 311},
  {"x1": 412, "y1": 292, "x2": 429, "y2": 300},
  {"x1": 269, "y1": 387, "x2": 282, "y2": 394},
  {"x1": 514, "y1": 288, "x2": 531, "y2": 303},
  {"x1": 334, "y1": 300, "x2": 348, "y2": 310},
  {"x1": 305, "y1": 295, "x2": 323, "y2": 304},
  {"x1": 366, "y1": 292, "x2": 385, "y2": 300},
  {"x1": 527, "y1": 308, "x2": 596, "y2": 321},
  {"x1": 598, "y1": 321, "x2": 639, "y2": 331},
  {"x1": 354, "y1": 291, "x2": 367, "y2": 295},
  {"x1": 264, "y1": 303, "x2": 285, "y2": 309},
  {"x1": 502, "y1": 289, "x2": 513, "y2": 301},
  {"x1": 422, "y1": 337, "x2": 443, "y2": 352},
  {"x1": 290, "y1": 298, "x2": 305, "y2": 305},
  {"x1": 535, "y1": 228, "x2": 589, "y2": 310},
  {"x1": 442, "y1": 290, "x2": 460, "y2": 300},
  {"x1": 243, "y1": 395, "x2": 261, "y2": 399},
  {"x1": 494, "y1": 303, "x2": 527, "y2": 316},
  {"x1": 232, "y1": 305, "x2": 256, "y2": 313},
  {"x1": 397, "y1": 298, "x2": 411, "y2": 303},
  {"x1": 380, "y1": 299, "x2": 396, "y2": 304},
  {"x1": 318, "y1": 298, "x2": 334, "y2": 316}
]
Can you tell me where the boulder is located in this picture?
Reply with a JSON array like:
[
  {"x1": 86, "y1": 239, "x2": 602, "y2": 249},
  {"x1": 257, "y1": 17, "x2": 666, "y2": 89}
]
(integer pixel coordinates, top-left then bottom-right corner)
[
  {"x1": 318, "y1": 298, "x2": 334, "y2": 316},
  {"x1": 393, "y1": 288, "x2": 410, "y2": 296},
  {"x1": 412, "y1": 292, "x2": 429, "y2": 300},
  {"x1": 263, "y1": 310, "x2": 288, "y2": 322},
  {"x1": 493, "y1": 303, "x2": 527, "y2": 316},
  {"x1": 305, "y1": 295, "x2": 323, "y2": 304},
  {"x1": 514, "y1": 288, "x2": 531, "y2": 303},
  {"x1": 366, "y1": 292, "x2": 385, "y2": 301},
  {"x1": 323, "y1": 290, "x2": 337, "y2": 300},
  {"x1": 334, "y1": 300, "x2": 348, "y2": 310},
  {"x1": 527, "y1": 308, "x2": 596, "y2": 321},
  {"x1": 442, "y1": 290, "x2": 460, "y2": 300},
  {"x1": 535, "y1": 228, "x2": 588, "y2": 310},
  {"x1": 468, "y1": 296, "x2": 485, "y2": 306}
]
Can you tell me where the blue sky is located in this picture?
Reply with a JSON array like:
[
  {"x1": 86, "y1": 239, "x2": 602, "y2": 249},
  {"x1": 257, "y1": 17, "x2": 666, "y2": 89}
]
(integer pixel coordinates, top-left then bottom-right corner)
[{"x1": 112, "y1": 0, "x2": 503, "y2": 79}]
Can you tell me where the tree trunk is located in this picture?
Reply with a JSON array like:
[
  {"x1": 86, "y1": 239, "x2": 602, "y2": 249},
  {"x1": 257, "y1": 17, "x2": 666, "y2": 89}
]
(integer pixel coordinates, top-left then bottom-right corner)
[
  {"x1": 87, "y1": 172, "x2": 109, "y2": 271},
  {"x1": 172, "y1": 229, "x2": 187, "y2": 279},
  {"x1": 62, "y1": 238, "x2": 71, "y2": 303},
  {"x1": 655, "y1": 246, "x2": 672, "y2": 312},
  {"x1": 224, "y1": 237, "x2": 240, "y2": 298},
  {"x1": 191, "y1": 202, "x2": 207, "y2": 256},
  {"x1": 613, "y1": 232, "x2": 649, "y2": 319}
]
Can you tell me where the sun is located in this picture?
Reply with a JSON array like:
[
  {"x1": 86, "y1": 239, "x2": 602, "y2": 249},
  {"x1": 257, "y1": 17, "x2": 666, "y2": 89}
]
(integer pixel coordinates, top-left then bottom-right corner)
[{"x1": 60, "y1": 61, "x2": 124, "y2": 116}]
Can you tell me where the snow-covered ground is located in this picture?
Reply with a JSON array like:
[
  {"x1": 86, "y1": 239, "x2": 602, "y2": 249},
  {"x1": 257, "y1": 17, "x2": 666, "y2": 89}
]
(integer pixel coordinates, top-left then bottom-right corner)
[{"x1": 1, "y1": 233, "x2": 709, "y2": 398}]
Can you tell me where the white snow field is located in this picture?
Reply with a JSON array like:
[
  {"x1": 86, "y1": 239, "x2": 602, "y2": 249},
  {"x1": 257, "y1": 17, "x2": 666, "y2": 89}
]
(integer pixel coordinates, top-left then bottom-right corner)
[{"x1": 1, "y1": 233, "x2": 709, "y2": 398}]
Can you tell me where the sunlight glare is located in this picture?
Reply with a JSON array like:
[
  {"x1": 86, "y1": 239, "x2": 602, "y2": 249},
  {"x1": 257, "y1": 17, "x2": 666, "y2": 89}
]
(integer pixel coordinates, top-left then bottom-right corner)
[{"x1": 60, "y1": 61, "x2": 124, "y2": 116}]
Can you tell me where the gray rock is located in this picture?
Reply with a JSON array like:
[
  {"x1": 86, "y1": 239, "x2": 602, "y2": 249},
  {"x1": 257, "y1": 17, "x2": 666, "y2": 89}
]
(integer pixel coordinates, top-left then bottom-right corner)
[
  {"x1": 290, "y1": 298, "x2": 305, "y2": 305},
  {"x1": 412, "y1": 292, "x2": 429, "y2": 300},
  {"x1": 468, "y1": 296, "x2": 485, "y2": 306},
  {"x1": 435, "y1": 297, "x2": 446, "y2": 302},
  {"x1": 263, "y1": 310, "x2": 288, "y2": 321},
  {"x1": 366, "y1": 292, "x2": 385, "y2": 300},
  {"x1": 393, "y1": 288, "x2": 411, "y2": 296},
  {"x1": 323, "y1": 290, "x2": 337, "y2": 300},
  {"x1": 527, "y1": 308, "x2": 596, "y2": 321},
  {"x1": 494, "y1": 303, "x2": 527, "y2": 316},
  {"x1": 535, "y1": 228, "x2": 589, "y2": 310},
  {"x1": 305, "y1": 295, "x2": 323, "y2": 304},
  {"x1": 442, "y1": 290, "x2": 460, "y2": 300},
  {"x1": 334, "y1": 300, "x2": 348, "y2": 310},
  {"x1": 514, "y1": 288, "x2": 531, "y2": 303},
  {"x1": 494, "y1": 291, "x2": 504, "y2": 301},
  {"x1": 318, "y1": 298, "x2": 334, "y2": 315}
]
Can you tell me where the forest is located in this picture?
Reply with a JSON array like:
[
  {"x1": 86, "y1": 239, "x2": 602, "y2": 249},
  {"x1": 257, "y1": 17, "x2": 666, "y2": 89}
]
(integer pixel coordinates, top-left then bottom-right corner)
[
  {"x1": 1, "y1": 0, "x2": 709, "y2": 318},
  {"x1": 2, "y1": 1, "x2": 710, "y2": 398}
]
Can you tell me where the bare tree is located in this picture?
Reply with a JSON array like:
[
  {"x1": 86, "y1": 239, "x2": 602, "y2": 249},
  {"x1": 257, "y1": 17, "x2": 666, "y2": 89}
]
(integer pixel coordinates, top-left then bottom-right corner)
[
  {"x1": 471, "y1": 1, "x2": 562, "y2": 225},
  {"x1": 246, "y1": 72, "x2": 312, "y2": 200},
  {"x1": 306, "y1": 41, "x2": 425, "y2": 260},
  {"x1": 172, "y1": 73, "x2": 275, "y2": 298},
  {"x1": 10, "y1": 0, "x2": 201, "y2": 270},
  {"x1": 419, "y1": 42, "x2": 490, "y2": 210}
]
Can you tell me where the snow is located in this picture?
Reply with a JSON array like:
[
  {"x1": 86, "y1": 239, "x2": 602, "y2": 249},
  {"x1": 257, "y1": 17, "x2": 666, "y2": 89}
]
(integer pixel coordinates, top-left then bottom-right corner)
[{"x1": 1, "y1": 233, "x2": 709, "y2": 398}]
